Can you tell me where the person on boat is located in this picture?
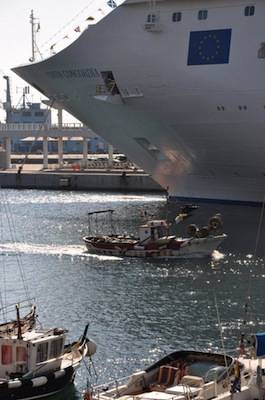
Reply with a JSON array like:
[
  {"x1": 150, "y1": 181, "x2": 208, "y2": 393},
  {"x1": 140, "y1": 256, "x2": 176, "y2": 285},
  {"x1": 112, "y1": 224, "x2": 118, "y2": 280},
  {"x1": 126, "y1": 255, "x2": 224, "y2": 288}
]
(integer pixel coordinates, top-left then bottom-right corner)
[
  {"x1": 18, "y1": 165, "x2": 23, "y2": 175},
  {"x1": 178, "y1": 361, "x2": 188, "y2": 381},
  {"x1": 239, "y1": 334, "x2": 245, "y2": 356},
  {"x1": 230, "y1": 360, "x2": 241, "y2": 393}
]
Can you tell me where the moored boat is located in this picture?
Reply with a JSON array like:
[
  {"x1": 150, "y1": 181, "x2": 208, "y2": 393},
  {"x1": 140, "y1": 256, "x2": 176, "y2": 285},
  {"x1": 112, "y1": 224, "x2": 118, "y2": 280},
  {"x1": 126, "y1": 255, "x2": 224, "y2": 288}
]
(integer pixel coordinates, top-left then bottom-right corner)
[
  {"x1": 0, "y1": 304, "x2": 96, "y2": 400},
  {"x1": 84, "y1": 334, "x2": 265, "y2": 400},
  {"x1": 0, "y1": 194, "x2": 98, "y2": 399}
]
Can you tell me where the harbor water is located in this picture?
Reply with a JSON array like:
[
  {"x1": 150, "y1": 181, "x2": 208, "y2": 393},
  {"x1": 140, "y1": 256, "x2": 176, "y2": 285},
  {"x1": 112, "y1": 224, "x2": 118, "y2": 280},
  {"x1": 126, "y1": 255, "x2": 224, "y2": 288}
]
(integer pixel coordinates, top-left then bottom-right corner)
[{"x1": 0, "y1": 189, "x2": 264, "y2": 400}]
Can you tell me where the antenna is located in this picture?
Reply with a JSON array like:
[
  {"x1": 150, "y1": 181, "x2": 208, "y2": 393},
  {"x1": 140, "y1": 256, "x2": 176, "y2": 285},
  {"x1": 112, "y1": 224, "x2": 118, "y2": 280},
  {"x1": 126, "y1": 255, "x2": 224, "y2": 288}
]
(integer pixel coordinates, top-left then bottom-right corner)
[
  {"x1": 30, "y1": 10, "x2": 36, "y2": 62},
  {"x1": 3, "y1": 76, "x2": 12, "y2": 123},
  {"x1": 29, "y1": 10, "x2": 42, "y2": 62},
  {"x1": 22, "y1": 86, "x2": 30, "y2": 109}
]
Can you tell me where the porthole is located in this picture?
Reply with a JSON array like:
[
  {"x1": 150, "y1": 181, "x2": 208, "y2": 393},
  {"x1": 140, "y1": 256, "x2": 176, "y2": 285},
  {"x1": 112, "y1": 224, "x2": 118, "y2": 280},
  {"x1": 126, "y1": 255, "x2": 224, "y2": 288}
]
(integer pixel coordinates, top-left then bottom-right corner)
[
  {"x1": 244, "y1": 6, "x2": 255, "y2": 16},
  {"x1": 198, "y1": 10, "x2": 208, "y2": 20},
  {"x1": 258, "y1": 43, "x2": 265, "y2": 59},
  {"x1": 147, "y1": 13, "x2": 157, "y2": 23},
  {"x1": 172, "y1": 12, "x2": 182, "y2": 22}
]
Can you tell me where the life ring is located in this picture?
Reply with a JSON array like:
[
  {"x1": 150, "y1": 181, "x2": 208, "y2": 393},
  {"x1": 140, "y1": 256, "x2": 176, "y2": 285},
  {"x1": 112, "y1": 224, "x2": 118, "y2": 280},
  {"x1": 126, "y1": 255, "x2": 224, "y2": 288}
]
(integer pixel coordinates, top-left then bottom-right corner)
[
  {"x1": 208, "y1": 214, "x2": 223, "y2": 230},
  {"x1": 187, "y1": 224, "x2": 198, "y2": 237}
]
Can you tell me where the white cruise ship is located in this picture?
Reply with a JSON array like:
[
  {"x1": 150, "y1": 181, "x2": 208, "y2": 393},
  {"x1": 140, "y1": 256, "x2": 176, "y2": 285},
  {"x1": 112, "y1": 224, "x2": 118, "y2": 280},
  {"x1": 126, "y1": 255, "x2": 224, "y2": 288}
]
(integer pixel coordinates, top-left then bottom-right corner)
[{"x1": 13, "y1": 0, "x2": 265, "y2": 205}]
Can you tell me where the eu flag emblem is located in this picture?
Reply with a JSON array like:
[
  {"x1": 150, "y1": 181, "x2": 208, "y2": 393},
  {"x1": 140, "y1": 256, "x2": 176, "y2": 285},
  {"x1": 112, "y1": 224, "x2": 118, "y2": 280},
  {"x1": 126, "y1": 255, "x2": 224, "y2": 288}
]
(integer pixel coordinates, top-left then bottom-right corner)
[{"x1": 188, "y1": 29, "x2": 232, "y2": 65}]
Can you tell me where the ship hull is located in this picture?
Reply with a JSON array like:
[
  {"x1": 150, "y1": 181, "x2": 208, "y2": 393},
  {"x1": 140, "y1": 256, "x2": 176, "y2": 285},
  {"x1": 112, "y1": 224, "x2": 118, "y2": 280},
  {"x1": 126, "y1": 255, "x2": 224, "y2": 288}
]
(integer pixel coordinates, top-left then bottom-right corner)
[
  {"x1": 0, "y1": 366, "x2": 75, "y2": 400},
  {"x1": 12, "y1": 0, "x2": 265, "y2": 205}
]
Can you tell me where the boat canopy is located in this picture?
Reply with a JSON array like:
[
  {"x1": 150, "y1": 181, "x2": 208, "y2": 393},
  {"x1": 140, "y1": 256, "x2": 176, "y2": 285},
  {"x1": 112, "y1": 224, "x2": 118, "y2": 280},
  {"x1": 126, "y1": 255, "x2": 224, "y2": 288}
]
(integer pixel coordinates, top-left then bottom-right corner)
[{"x1": 255, "y1": 333, "x2": 265, "y2": 357}]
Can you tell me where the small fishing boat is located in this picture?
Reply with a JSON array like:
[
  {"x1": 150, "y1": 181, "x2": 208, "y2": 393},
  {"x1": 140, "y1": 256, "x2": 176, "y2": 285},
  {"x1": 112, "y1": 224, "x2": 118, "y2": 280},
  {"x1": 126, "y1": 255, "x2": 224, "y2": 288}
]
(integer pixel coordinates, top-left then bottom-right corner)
[
  {"x1": 0, "y1": 302, "x2": 96, "y2": 400},
  {"x1": 83, "y1": 210, "x2": 227, "y2": 258},
  {"x1": 84, "y1": 334, "x2": 265, "y2": 400}
]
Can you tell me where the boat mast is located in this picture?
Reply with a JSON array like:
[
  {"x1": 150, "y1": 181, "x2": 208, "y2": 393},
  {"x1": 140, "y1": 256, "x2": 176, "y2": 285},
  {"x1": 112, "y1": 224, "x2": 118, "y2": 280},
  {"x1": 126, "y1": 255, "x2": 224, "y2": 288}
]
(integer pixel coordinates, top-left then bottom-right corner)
[{"x1": 16, "y1": 304, "x2": 22, "y2": 340}]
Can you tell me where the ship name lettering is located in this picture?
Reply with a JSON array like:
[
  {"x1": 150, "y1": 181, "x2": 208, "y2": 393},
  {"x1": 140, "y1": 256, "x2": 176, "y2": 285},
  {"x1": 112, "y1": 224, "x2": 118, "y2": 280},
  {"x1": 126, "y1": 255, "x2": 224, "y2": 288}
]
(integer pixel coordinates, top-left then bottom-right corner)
[{"x1": 46, "y1": 68, "x2": 100, "y2": 79}]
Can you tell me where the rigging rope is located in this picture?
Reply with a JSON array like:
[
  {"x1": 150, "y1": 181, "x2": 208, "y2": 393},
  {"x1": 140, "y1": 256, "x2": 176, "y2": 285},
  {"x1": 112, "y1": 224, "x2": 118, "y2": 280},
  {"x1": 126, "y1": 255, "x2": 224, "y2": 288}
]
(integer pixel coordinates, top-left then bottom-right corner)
[
  {"x1": 253, "y1": 194, "x2": 265, "y2": 258},
  {"x1": 39, "y1": 0, "x2": 97, "y2": 53},
  {"x1": 241, "y1": 194, "x2": 265, "y2": 334},
  {"x1": 38, "y1": 0, "x2": 125, "y2": 57},
  {"x1": 1, "y1": 191, "x2": 31, "y2": 303},
  {"x1": 213, "y1": 293, "x2": 230, "y2": 379},
  {"x1": 0, "y1": 200, "x2": 7, "y2": 322}
]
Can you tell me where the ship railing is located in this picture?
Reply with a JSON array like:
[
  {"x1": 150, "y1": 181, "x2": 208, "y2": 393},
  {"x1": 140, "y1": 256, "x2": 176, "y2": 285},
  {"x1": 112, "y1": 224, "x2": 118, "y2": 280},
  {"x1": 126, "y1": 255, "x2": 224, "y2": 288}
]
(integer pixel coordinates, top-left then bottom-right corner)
[
  {"x1": 95, "y1": 84, "x2": 109, "y2": 95},
  {"x1": 0, "y1": 123, "x2": 47, "y2": 131},
  {"x1": 0, "y1": 122, "x2": 86, "y2": 132},
  {"x1": 93, "y1": 375, "x2": 132, "y2": 398},
  {"x1": 84, "y1": 160, "x2": 137, "y2": 170},
  {"x1": 50, "y1": 122, "x2": 85, "y2": 129}
]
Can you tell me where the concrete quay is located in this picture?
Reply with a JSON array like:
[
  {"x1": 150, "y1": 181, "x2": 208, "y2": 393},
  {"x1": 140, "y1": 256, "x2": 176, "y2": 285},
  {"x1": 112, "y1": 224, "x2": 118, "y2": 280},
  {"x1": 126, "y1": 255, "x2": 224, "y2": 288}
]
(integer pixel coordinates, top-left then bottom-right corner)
[{"x1": 0, "y1": 167, "x2": 165, "y2": 193}]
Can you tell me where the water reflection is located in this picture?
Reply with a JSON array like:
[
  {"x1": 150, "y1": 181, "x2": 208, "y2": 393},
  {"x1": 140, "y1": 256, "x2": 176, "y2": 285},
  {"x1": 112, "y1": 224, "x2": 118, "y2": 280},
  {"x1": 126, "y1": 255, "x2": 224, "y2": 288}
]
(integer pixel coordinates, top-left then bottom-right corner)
[{"x1": 0, "y1": 190, "x2": 264, "y2": 400}]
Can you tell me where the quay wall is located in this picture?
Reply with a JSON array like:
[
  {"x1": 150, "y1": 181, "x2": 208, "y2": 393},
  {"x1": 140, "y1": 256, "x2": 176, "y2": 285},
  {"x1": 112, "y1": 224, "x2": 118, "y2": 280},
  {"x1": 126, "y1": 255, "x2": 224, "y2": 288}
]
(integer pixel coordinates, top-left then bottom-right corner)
[{"x1": 0, "y1": 171, "x2": 165, "y2": 193}]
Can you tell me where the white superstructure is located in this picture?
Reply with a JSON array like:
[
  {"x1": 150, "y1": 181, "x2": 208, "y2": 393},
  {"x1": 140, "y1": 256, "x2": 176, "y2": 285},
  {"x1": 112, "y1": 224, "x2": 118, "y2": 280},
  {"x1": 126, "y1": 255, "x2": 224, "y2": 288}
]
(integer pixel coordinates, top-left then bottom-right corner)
[{"x1": 13, "y1": 0, "x2": 265, "y2": 204}]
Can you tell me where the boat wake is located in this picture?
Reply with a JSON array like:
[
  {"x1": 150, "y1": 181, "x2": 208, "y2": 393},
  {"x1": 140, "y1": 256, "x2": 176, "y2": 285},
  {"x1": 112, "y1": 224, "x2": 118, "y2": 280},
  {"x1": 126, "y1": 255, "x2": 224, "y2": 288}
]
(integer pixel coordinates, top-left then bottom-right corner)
[
  {"x1": 0, "y1": 242, "x2": 121, "y2": 260},
  {"x1": 0, "y1": 242, "x2": 227, "y2": 264}
]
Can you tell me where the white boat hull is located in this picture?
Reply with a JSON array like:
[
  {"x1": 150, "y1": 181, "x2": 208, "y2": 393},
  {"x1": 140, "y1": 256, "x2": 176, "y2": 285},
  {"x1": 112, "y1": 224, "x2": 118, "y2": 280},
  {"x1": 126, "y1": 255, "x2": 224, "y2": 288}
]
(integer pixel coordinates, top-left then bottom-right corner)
[{"x1": 84, "y1": 234, "x2": 226, "y2": 259}]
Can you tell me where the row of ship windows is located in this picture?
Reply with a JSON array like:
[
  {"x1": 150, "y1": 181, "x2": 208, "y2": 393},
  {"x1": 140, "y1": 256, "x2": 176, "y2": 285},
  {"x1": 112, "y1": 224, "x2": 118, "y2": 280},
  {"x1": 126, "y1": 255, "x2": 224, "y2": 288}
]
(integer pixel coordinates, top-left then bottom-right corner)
[
  {"x1": 172, "y1": 6, "x2": 255, "y2": 22},
  {"x1": 216, "y1": 105, "x2": 265, "y2": 111},
  {"x1": 0, "y1": 340, "x2": 63, "y2": 365},
  {"x1": 22, "y1": 111, "x2": 44, "y2": 117},
  {"x1": 146, "y1": 5, "x2": 255, "y2": 23}
]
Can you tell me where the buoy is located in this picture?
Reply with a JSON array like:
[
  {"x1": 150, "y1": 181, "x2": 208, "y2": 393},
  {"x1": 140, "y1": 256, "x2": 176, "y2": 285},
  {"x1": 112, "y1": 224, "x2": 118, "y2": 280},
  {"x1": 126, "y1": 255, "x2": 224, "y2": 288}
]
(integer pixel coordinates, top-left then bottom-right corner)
[
  {"x1": 87, "y1": 339, "x2": 97, "y2": 356},
  {"x1": 8, "y1": 380, "x2": 22, "y2": 389},
  {"x1": 32, "y1": 376, "x2": 48, "y2": 387},
  {"x1": 54, "y1": 370, "x2": 66, "y2": 379}
]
